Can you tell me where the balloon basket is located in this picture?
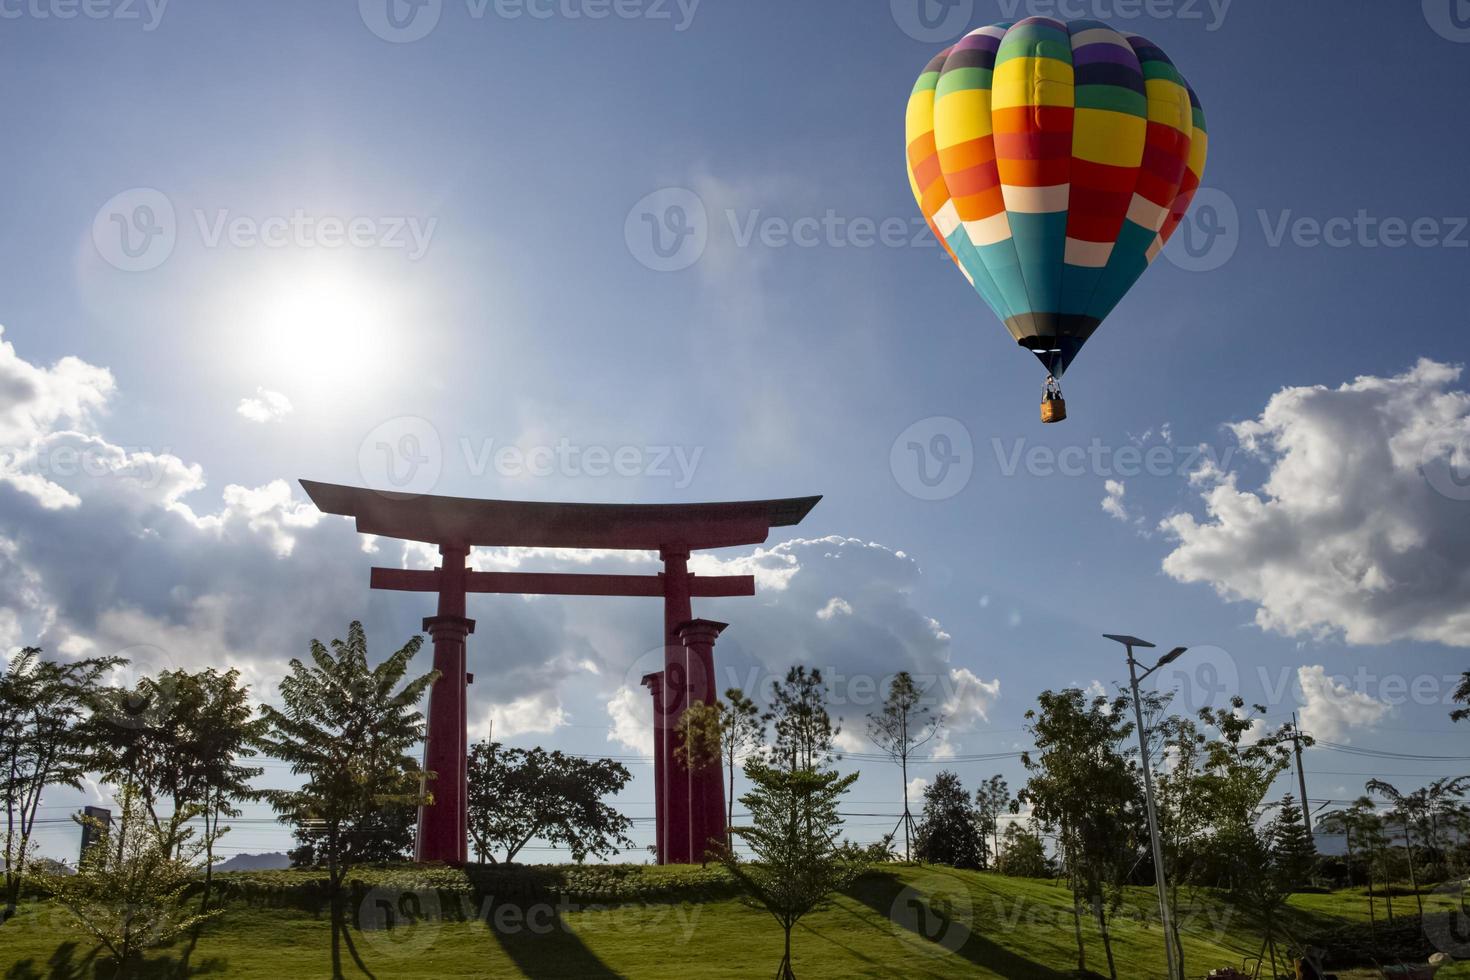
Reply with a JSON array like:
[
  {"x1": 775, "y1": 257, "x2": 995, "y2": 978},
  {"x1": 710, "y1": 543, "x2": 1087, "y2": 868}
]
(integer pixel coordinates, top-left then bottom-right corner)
[{"x1": 1041, "y1": 398, "x2": 1067, "y2": 424}]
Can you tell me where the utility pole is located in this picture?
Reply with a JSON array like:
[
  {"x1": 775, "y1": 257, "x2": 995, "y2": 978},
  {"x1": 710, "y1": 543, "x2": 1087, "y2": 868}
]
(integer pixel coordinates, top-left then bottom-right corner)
[
  {"x1": 1290, "y1": 712, "x2": 1312, "y2": 835},
  {"x1": 1104, "y1": 634, "x2": 1189, "y2": 980}
]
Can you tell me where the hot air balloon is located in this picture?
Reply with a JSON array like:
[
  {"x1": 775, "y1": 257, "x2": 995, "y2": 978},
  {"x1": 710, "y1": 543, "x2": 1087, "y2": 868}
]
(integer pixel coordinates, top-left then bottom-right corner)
[{"x1": 905, "y1": 18, "x2": 1209, "y2": 423}]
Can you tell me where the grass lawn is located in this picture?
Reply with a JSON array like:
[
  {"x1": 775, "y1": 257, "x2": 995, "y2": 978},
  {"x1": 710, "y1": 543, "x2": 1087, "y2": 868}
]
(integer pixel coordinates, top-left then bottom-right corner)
[{"x1": 1, "y1": 867, "x2": 1464, "y2": 979}]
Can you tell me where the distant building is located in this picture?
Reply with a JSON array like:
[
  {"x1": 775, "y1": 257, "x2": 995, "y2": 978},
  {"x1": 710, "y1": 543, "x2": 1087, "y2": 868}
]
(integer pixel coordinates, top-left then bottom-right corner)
[{"x1": 77, "y1": 806, "x2": 111, "y2": 864}]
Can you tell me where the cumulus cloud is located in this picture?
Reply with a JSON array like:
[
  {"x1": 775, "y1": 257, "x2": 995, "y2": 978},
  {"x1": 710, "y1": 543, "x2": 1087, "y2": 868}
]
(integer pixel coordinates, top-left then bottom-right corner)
[
  {"x1": 0, "y1": 328, "x2": 998, "y2": 775},
  {"x1": 606, "y1": 685, "x2": 653, "y2": 755},
  {"x1": 1101, "y1": 480, "x2": 1131, "y2": 522},
  {"x1": 930, "y1": 666, "x2": 1001, "y2": 759},
  {"x1": 816, "y1": 597, "x2": 852, "y2": 620},
  {"x1": 479, "y1": 691, "x2": 570, "y2": 741},
  {"x1": 1296, "y1": 664, "x2": 1390, "y2": 742},
  {"x1": 1161, "y1": 360, "x2": 1470, "y2": 647},
  {"x1": 236, "y1": 387, "x2": 293, "y2": 423}
]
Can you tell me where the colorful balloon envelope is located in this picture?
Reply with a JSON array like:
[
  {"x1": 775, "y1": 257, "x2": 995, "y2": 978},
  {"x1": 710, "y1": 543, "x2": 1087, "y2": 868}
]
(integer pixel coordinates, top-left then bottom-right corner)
[{"x1": 905, "y1": 17, "x2": 1209, "y2": 411}]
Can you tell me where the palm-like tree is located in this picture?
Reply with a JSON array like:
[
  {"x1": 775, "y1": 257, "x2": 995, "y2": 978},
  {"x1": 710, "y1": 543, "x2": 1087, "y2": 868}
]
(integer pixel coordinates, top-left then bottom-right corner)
[
  {"x1": 1320, "y1": 797, "x2": 1386, "y2": 933},
  {"x1": 1420, "y1": 775, "x2": 1470, "y2": 871},
  {"x1": 1366, "y1": 779, "x2": 1428, "y2": 920}
]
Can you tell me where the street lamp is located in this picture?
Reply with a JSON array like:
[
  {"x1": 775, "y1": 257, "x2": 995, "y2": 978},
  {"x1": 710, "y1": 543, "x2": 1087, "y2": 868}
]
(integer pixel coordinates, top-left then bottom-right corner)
[{"x1": 1103, "y1": 634, "x2": 1188, "y2": 980}]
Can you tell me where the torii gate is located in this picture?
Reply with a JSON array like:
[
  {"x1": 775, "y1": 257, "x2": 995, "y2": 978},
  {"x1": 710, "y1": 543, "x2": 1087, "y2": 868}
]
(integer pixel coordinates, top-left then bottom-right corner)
[{"x1": 299, "y1": 480, "x2": 820, "y2": 865}]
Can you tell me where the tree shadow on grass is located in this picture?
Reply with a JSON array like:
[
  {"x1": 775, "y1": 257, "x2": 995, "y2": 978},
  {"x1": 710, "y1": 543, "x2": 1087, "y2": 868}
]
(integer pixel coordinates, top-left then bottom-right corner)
[
  {"x1": 2, "y1": 940, "x2": 229, "y2": 980},
  {"x1": 838, "y1": 869, "x2": 1074, "y2": 980},
  {"x1": 480, "y1": 904, "x2": 625, "y2": 980}
]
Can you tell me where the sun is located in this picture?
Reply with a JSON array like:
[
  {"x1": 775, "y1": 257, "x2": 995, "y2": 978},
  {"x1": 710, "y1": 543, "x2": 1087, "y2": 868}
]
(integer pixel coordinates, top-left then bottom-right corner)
[{"x1": 229, "y1": 258, "x2": 403, "y2": 395}]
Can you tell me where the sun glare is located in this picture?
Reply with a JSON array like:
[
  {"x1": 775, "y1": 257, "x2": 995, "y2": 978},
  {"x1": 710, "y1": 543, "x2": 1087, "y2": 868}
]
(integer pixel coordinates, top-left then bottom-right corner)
[{"x1": 232, "y1": 261, "x2": 401, "y2": 395}]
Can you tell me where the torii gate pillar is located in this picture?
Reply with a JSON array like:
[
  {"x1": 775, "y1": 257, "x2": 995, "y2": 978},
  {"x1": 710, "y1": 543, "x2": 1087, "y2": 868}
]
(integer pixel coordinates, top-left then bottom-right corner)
[{"x1": 416, "y1": 544, "x2": 474, "y2": 865}]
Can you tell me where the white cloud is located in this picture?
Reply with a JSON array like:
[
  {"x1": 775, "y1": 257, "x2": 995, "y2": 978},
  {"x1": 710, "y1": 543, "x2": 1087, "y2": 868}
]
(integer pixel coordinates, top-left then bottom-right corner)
[
  {"x1": 906, "y1": 777, "x2": 930, "y2": 803},
  {"x1": 1162, "y1": 360, "x2": 1470, "y2": 647},
  {"x1": 833, "y1": 727, "x2": 866, "y2": 754},
  {"x1": 236, "y1": 387, "x2": 293, "y2": 423},
  {"x1": 0, "y1": 329, "x2": 993, "y2": 806},
  {"x1": 929, "y1": 666, "x2": 1001, "y2": 759},
  {"x1": 1296, "y1": 664, "x2": 1390, "y2": 742},
  {"x1": 480, "y1": 691, "x2": 569, "y2": 741},
  {"x1": 606, "y1": 685, "x2": 653, "y2": 755},
  {"x1": 1102, "y1": 480, "x2": 1131, "y2": 522},
  {"x1": 816, "y1": 596, "x2": 853, "y2": 620}
]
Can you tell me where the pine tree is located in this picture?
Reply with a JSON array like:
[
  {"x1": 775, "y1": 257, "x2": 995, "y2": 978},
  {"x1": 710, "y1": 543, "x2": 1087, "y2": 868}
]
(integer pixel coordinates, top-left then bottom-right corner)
[
  {"x1": 914, "y1": 771, "x2": 985, "y2": 869},
  {"x1": 1270, "y1": 794, "x2": 1318, "y2": 893}
]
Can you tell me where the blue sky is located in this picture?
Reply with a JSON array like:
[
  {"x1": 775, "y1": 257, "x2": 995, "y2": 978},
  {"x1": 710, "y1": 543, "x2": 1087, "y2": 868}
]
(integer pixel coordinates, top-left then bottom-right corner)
[{"x1": 4, "y1": 0, "x2": 1470, "y2": 862}]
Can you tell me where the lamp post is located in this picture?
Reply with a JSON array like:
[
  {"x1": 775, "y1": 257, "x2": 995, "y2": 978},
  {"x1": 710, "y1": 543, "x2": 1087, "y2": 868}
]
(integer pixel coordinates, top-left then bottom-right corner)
[{"x1": 1103, "y1": 634, "x2": 1189, "y2": 980}]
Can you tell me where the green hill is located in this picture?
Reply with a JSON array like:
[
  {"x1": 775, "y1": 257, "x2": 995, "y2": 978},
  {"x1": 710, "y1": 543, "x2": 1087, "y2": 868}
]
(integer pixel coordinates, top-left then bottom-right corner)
[{"x1": 1, "y1": 865, "x2": 1463, "y2": 979}]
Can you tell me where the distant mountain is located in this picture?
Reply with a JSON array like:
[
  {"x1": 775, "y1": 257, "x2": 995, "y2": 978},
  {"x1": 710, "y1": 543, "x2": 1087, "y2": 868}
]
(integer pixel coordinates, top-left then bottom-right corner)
[{"x1": 215, "y1": 852, "x2": 290, "y2": 872}]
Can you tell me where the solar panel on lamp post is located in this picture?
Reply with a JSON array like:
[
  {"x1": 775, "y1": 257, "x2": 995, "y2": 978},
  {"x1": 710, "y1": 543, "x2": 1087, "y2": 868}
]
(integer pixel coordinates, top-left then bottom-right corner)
[{"x1": 1103, "y1": 634, "x2": 1189, "y2": 980}]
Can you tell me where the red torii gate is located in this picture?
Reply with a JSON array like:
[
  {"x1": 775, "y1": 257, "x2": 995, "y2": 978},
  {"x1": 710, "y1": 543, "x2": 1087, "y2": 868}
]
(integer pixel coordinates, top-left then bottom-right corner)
[{"x1": 299, "y1": 480, "x2": 819, "y2": 865}]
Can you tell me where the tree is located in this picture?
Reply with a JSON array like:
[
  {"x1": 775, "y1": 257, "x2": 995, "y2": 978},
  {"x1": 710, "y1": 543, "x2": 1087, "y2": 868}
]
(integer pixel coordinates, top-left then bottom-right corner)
[
  {"x1": 1019, "y1": 688, "x2": 1141, "y2": 980},
  {"x1": 1418, "y1": 775, "x2": 1470, "y2": 871},
  {"x1": 1152, "y1": 711, "x2": 1211, "y2": 979},
  {"x1": 1367, "y1": 778, "x2": 1428, "y2": 920},
  {"x1": 995, "y1": 822, "x2": 1054, "y2": 878},
  {"x1": 175, "y1": 669, "x2": 268, "y2": 910},
  {"x1": 912, "y1": 771, "x2": 984, "y2": 869},
  {"x1": 52, "y1": 783, "x2": 220, "y2": 979},
  {"x1": 973, "y1": 775, "x2": 1011, "y2": 870},
  {"x1": 466, "y1": 740, "x2": 634, "y2": 864},
  {"x1": 676, "y1": 688, "x2": 767, "y2": 852},
  {"x1": 769, "y1": 667, "x2": 839, "y2": 773},
  {"x1": 256, "y1": 622, "x2": 435, "y2": 980},
  {"x1": 1, "y1": 647, "x2": 121, "y2": 923},
  {"x1": 1271, "y1": 794, "x2": 1318, "y2": 891},
  {"x1": 1452, "y1": 671, "x2": 1470, "y2": 723},
  {"x1": 1319, "y1": 797, "x2": 1384, "y2": 932},
  {"x1": 866, "y1": 671, "x2": 942, "y2": 862},
  {"x1": 721, "y1": 757, "x2": 873, "y2": 979},
  {"x1": 91, "y1": 668, "x2": 266, "y2": 908}
]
